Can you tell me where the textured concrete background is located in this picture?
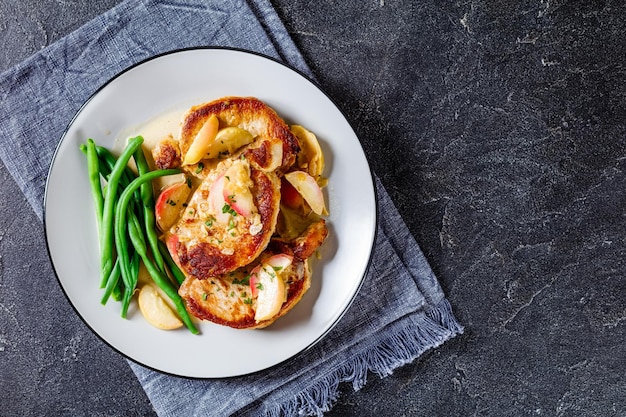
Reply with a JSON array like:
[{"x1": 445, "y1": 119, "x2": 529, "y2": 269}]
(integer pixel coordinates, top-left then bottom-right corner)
[{"x1": 1, "y1": 1, "x2": 625, "y2": 416}]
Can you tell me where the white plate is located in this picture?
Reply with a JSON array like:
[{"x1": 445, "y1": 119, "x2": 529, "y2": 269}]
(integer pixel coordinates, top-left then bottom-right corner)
[{"x1": 44, "y1": 48, "x2": 376, "y2": 378}]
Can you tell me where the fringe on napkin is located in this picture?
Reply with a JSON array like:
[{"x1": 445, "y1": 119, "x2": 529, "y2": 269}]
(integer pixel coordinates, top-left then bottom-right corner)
[{"x1": 263, "y1": 298, "x2": 463, "y2": 417}]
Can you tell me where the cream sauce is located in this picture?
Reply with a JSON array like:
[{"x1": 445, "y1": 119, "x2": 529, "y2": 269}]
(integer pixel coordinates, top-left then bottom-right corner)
[{"x1": 115, "y1": 108, "x2": 187, "y2": 190}]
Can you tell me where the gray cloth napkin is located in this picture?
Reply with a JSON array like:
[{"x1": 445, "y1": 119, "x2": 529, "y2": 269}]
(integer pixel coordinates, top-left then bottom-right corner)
[{"x1": 0, "y1": 0, "x2": 463, "y2": 416}]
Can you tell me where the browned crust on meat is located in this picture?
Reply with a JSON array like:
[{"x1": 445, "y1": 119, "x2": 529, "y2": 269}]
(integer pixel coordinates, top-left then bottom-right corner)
[
  {"x1": 244, "y1": 140, "x2": 273, "y2": 170},
  {"x1": 270, "y1": 219, "x2": 329, "y2": 261},
  {"x1": 179, "y1": 97, "x2": 299, "y2": 171},
  {"x1": 152, "y1": 138, "x2": 181, "y2": 170}
]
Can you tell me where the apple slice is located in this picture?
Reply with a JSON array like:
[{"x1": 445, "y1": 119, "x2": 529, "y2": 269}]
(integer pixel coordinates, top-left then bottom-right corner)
[
  {"x1": 211, "y1": 127, "x2": 255, "y2": 157},
  {"x1": 266, "y1": 253, "x2": 293, "y2": 271},
  {"x1": 265, "y1": 140, "x2": 284, "y2": 172},
  {"x1": 253, "y1": 254, "x2": 293, "y2": 322},
  {"x1": 208, "y1": 173, "x2": 231, "y2": 224},
  {"x1": 284, "y1": 171, "x2": 327, "y2": 215},
  {"x1": 249, "y1": 265, "x2": 261, "y2": 298},
  {"x1": 291, "y1": 125, "x2": 324, "y2": 177},
  {"x1": 155, "y1": 179, "x2": 192, "y2": 231},
  {"x1": 254, "y1": 266, "x2": 284, "y2": 322},
  {"x1": 182, "y1": 114, "x2": 219, "y2": 165},
  {"x1": 249, "y1": 253, "x2": 293, "y2": 298},
  {"x1": 138, "y1": 283, "x2": 183, "y2": 330},
  {"x1": 281, "y1": 177, "x2": 304, "y2": 210},
  {"x1": 222, "y1": 160, "x2": 257, "y2": 217},
  {"x1": 165, "y1": 233, "x2": 181, "y2": 267}
]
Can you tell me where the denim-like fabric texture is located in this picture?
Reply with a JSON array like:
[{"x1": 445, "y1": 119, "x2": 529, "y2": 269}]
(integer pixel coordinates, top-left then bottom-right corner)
[{"x1": 0, "y1": 0, "x2": 463, "y2": 415}]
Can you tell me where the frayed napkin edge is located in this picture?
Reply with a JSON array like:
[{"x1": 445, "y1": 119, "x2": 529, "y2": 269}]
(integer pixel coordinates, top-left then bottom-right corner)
[{"x1": 262, "y1": 297, "x2": 463, "y2": 417}]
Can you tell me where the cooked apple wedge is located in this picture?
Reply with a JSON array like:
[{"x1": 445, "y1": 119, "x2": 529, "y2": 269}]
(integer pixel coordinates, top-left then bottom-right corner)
[
  {"x1": 265, "y1": 140, "x2": 284, "y2": 172},
  {"x1": 182, "y1": 114, "x2": 219, "y2": 165},
  {"x1": 211, "y1": 127, "x2": 255, "y2": 158},
  {"x1": 222, "y1": 159, "x2": 257, "y2": 217},
  {"x1": 253, "y1": 254, "x2": 293, "y2": 322},
  {"x1": 291, "y1": 125, "x2": 324, "y2": 177},
  {"x1": 266, "y1": 253, "x2": 293, "y2": 270},
  {"x1": 155, "y1": 179, "x2": 192, "y2": 231},
  {"x1": 208, "y1": 173, "x2": 231, "y2": 224},
  {"x1": 280, "y1": 177, "x2": 304, "y2": 210},
  {"x1": 165, "y1": 233, "x2": 181, "y2": 267},
  {"x1": 284, "y1": 171, "x2": 327, "y2": 215},
  {"x1": 138, "y1": 283, "x2": 183, "y2": 330}
]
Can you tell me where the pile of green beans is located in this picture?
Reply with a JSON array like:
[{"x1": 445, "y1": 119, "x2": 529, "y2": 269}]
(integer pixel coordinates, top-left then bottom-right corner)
[{"x1": 81, "y1": 136, "x2": 199, "y2": 335}]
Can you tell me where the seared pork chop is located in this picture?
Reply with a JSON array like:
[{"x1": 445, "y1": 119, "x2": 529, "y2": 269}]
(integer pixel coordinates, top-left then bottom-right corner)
[
  {"x1": 179, "y1": 219, "x2": 328, "y2": 329},
  {"x1": 162, "y1": 97, "x2": 300, "y2": 278},
  {"x1": 165, "y1": 158, "x2": 281, "y2": 279}
]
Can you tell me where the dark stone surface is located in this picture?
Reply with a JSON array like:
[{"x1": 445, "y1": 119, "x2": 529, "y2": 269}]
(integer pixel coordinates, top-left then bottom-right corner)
[{"x1": 1, "y1": 1, "x2": 625, "y2": 416}]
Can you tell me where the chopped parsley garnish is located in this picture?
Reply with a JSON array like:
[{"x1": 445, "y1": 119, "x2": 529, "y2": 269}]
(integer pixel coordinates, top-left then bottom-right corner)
[
  {"x1": 204, "y1": 215, "x2": 215, "y2": 227},
  {"x1": 185, "y1": 177, "x2": 192, "y2": 188},
  {"x1": 201, "y1": 292, "x2": 208, "y2": 301},
  {"x1": 256, "y1": 283, "x2": 264, "y2": 291},
  {"x1": 232, "y1": 275, "x2": 250, "y2": 285},
  {"x1": 166, "y1": 199, "x2": 176, "y2": 206},
  {"x1": 243, "y1": 297, "x2": 253, "y2": 305},
  {"x1": 195, "y1": 163, "x2": 204, "y2": 173},
  {"x1": 272, "y1": 266, "x2": 283, "y2": 271},
  {"x1": 222, "y1": 203, "x2": 237, "y2": 216}
]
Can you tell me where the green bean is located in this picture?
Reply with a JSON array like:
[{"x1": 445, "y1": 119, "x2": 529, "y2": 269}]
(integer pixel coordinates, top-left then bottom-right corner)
[
  {"x1": 101, "y1": 258, "x2": 121, "y2": 305},
  {"x1": 111, "y1": 275, "x2": 123, "y2": 302},
  {"x1": 121, "y1": 249, "x2": 141, "y2": 318},
  {"x1": 114, "y1": 206, "x2": 136, "y2": 313},
  {"x1": 158, "y1": 240, "x2": 186, "y2": 286},
  {"x1": 84, "y1": 139, "x2": 104, "y2": 233},
  {"x1": 114, "y1": 168, "x2": 180, "y2": 299},
  {"x1": 128, "y1": 217, "x2": 199, "y2": 334},
  {"x1": 133, "y1": 146, "x2": 166, "y2": 275},
  {"x1": 111, "y1": 196, "x2": 145, "y2": 301},
  {"x1": 97, "y1": 149, "x2": 141, "y2": 296},
  {"x1": 100, "y1": 136, "x2": 144, "y2": 288},
  {"x1": 81, "y1": 143, "x2": 122, "y2": 289},
  {"x1": 85, "y1": 139, "x2": 195, "y2": 331},
  {"x1": 95, "y1": 145, "x2": 136, "y2": 186}
]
